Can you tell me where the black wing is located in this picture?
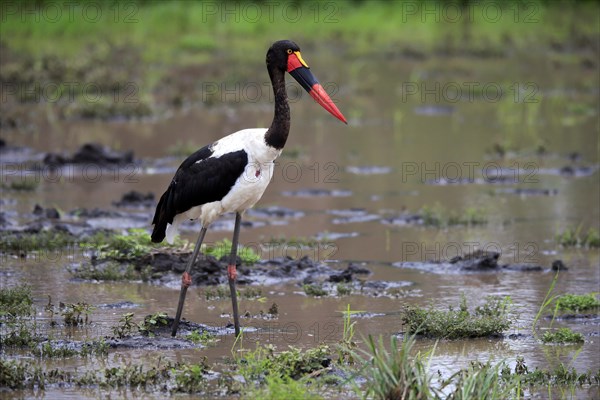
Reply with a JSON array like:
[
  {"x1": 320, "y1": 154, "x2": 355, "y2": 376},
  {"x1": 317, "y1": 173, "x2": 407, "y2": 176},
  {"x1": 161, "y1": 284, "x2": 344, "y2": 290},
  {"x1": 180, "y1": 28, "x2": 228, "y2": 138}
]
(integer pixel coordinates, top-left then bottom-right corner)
[{"x1": 151, "y1": 147, "x2": 248, "y2": 243}]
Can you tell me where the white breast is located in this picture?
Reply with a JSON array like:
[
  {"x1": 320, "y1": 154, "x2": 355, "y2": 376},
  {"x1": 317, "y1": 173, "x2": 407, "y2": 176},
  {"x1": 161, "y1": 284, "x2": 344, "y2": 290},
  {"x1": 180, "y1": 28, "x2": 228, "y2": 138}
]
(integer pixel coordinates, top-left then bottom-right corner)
[{"x1": 166, "y1": 128, "x2": 282, "y2": 243}]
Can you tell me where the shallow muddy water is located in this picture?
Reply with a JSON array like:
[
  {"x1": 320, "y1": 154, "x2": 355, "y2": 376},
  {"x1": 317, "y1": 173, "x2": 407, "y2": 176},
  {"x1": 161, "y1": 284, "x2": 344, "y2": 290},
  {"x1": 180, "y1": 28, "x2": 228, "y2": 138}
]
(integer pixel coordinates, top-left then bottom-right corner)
[{"x1": 2, "y1": 49, "x2": 599, "y2": 398}]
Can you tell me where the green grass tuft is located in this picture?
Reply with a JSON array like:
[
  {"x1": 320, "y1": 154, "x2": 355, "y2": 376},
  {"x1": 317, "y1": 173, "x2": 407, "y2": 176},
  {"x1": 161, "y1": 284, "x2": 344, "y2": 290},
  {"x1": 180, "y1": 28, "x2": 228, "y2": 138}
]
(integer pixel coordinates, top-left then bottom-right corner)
[
  {"x1": 556, "y1": 226, "x2": 600, "y2": 248},
  {"x1": 541, "y1": 327, "x2": 585, "y2": 344},
  {"x1": 358, "y1": 334, "x2": 438, "y2": 399},
  {"x1": 420, "y1": 203, "x2": 488, "y2": 228},
  {"x1": 402, "y1": 295, "x2": 512, "y2": 339},
  {"x1": 556, "y1": 293, "x2": 600, "y2": 313},
  {"x1": 0, "y1": 285, "x2": 34, "y2": 318},
  {"x1": 202, "y1": 239, "x2": 260, "y2": 265},
  {"x1": 303, "y1": 283, "x2": 328, "y2": 297}
]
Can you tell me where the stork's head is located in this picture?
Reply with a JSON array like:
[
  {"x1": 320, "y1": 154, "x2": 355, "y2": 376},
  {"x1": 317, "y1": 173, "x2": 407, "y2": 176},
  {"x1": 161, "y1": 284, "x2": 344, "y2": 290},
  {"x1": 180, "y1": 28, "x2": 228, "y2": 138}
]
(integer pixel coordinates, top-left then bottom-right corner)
[{"x1": 267, "y1": 40, "x2": 347, "y2": 124}]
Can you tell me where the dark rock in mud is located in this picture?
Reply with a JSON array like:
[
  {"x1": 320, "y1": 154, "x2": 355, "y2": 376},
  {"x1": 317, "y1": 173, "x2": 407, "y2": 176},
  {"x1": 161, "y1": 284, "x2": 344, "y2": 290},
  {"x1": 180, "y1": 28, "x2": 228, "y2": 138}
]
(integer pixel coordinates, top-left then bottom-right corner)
[
  {"x1": 449, "y1": 250, "x2": 500, "y2": 270},
  {"x1": 44, "y1": 143, "x2": 135, "y2": 166},
  {"x1": 559, "y1": 165, "x2": 595, "y2": 177},
  {"x1": 73, "y1": 143, "x2": 134, "y2": 164},
  {"x1": 506, "y1": 333, "x2": 531, "y2": 340},
  {"x1": 113, "y1": 190, "x2": 155, "y2": 208},
  {"x1": 502, "y1": 263, "x2": 543, "y2": 272},
  {"x1": 381, "y1": 213, "x2": 423, "y2": 226},
  {"x1": 33, "y1": 204, "x2": 60, "y2": 219},
  {"x1": 551, "y1": 259, "x2": 568, "y2": 271},
  {"x1": 42, "y1": 152, "x2": 68, "y2": 166},
  {"x1": 328, "y1": 263, "x2": 372, "y2": 283},
  {"x1": 394, "y1": 250, "x2": 545, "y2": 274},
  {"x1": 346, "y1": 263, "x2": 371, "y2": 275}
]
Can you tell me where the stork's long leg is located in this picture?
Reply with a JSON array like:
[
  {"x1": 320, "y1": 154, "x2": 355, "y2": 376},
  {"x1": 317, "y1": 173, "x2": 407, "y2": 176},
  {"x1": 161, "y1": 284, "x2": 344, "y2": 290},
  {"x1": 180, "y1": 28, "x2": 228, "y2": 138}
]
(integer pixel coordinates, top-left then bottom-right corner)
[
  {"x1": 228, "y1": 212, "x2": 242, "y2": 337},
  {"x1": 171, "y1": 226, "x2": 208, "y2": 337}
]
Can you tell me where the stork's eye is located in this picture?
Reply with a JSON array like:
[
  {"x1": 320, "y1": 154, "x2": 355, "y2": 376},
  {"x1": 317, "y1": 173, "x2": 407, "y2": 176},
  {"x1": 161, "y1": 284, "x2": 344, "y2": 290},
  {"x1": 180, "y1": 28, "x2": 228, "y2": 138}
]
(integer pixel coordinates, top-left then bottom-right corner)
[{"x1": 287, "y1": 49, "x2": 293, "y2": 54}]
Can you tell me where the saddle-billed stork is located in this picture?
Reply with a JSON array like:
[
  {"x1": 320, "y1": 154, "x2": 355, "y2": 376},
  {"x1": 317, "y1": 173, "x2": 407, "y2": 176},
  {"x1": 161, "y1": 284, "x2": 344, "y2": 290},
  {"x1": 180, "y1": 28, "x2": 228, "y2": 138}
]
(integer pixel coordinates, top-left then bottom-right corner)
[{"x1": 151, "y1": 40, "x2": 347, "y2": 337}]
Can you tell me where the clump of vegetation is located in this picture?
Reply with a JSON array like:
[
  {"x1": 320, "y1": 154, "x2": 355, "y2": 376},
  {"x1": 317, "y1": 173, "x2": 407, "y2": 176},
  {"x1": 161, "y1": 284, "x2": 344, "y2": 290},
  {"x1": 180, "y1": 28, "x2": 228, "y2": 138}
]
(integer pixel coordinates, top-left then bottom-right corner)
[
  {"x1": 202, "y1": 239, "x2": 260, "y2": 265},
  {"x1": 112, "y1": 312, "x2": 136, "y2": 338},
  {"x1": 0, "y1": 230, "x2": 78, "y2": 253},
  {"x1": 137, "y1": 312, "x2": 169, "y2": 337},
  {"x1": 402, "y1": 295, "x2": 512, "y2": 339},
  {"x1": 556, "y1": 293, "x2": 600, "y2": 313},
  {"x1": 358, "y1": 335, "x2": 599, "y2": 399},
  {"x1": 187, "y1": 330, "x2": 218, "y2": 345},
  {"x1": 61, "y1": 302, "x2": 94, "y2": 326},
  {"x1": 541, "y1": 327, "x2": 585, "y2": 344},
  {"x1": 172, "y1": 361, "x2": 210, "y2": 393},
  {"x1": 303, "y1": 283, "x2": 328, "y2": 297},
  {"x1": 0, "y1": 321, "x2": 41, "y2": 348},
  {"x1": 238, "y1": 343, "x2": 331, "y2": 382},
  {"x1": 246, "y1": 374, "x2": 324, "y2": 400},
  {"x1": 444, "y1": 360, "x2": 513, "y2": 399},
  {"x1": 337, "y1": 305, "x2": 358, "y2": 365},
  {"x1": 420, "y1": 203, "x2": 487, "y2": 228},
  {"x1": 267, "y1": 303, "x2": 278, "y2": 316},
  {"x1": 71, "y1": 262, "x2": 149, "y2": 281},
  {"x1": 556, "y1": 226, "x2": 600, "y2": 248},
  {"x1": 336, "y1": 283, "x2": 352, "y2": 296},
  {"x1": 0, "y1": 358, "x2": 212, "y2": 391},
  {"x1": 358, "y1": 334, "x2": 438, "y2": 399},
  {"x1": 84, "y1": 228, "x2": 182, "y2": 261},
  {"x1": 0, "y1": 284, "x2": 33, "y2": 318},
  {"x1": 1, "y1": 179, "x2": 39, "y2": 191},
  {"x1": 204, "y1": 285, "x2": 265, "y2": 301},
  {"x1": 508, "y1": 359, "x2": 600, "y2": 388},
  {"x1": 32, "y1": 340, "x2": 109, "y2": 358}
]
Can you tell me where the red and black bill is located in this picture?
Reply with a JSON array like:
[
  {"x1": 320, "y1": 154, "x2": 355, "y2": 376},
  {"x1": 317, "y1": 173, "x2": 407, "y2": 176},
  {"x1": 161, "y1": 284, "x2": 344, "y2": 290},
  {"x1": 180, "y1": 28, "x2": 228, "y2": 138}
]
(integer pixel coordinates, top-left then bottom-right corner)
[{"x1": 287, "y1": 51, "x2": 347, "y2": 124}]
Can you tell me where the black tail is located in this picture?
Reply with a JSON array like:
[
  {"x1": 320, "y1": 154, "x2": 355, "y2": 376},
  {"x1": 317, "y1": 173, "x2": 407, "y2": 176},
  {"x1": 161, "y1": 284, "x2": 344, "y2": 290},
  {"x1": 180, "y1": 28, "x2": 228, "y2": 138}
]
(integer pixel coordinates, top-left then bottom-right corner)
[{"x1": 151, "y1": 187, "x2": 174, "y2": 243}]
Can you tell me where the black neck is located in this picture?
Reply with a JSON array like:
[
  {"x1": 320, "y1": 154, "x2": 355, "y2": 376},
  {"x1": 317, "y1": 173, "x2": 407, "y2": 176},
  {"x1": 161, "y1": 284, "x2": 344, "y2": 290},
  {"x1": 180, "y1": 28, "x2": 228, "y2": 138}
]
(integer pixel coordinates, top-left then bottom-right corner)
[{"x1": 264, "y1": 67, "x2": 290, "y2": 150}]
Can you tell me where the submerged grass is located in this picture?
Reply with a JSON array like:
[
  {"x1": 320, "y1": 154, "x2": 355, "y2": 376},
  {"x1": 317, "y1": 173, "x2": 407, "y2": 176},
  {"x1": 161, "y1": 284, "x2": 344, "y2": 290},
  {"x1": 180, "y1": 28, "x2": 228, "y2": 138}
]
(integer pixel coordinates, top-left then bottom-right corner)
[{"x1": 402, "y1": 295, "x2": 512, "y2": 339}]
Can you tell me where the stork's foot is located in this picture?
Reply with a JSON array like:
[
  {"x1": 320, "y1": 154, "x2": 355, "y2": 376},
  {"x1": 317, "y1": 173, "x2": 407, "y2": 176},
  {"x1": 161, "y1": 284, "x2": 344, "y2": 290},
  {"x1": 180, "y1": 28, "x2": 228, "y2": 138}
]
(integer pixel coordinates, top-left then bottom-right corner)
[
  {"x1": 227, "y1": 264, "x2": 237, "y2": 281},
  {"x1": 182, "y1": 271, "x2": 192, "y2": 288}
]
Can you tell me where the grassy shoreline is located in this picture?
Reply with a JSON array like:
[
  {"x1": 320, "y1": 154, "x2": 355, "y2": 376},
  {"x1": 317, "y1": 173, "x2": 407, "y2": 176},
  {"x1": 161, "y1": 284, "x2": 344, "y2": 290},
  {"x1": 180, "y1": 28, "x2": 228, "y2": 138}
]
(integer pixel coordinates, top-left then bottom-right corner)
[
  {"x1": 1, "y1": 1, "x2": 598, "y2": 121},
  {"x1": 2, "y1": 1, "x2": 598, "y2": 62}
]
